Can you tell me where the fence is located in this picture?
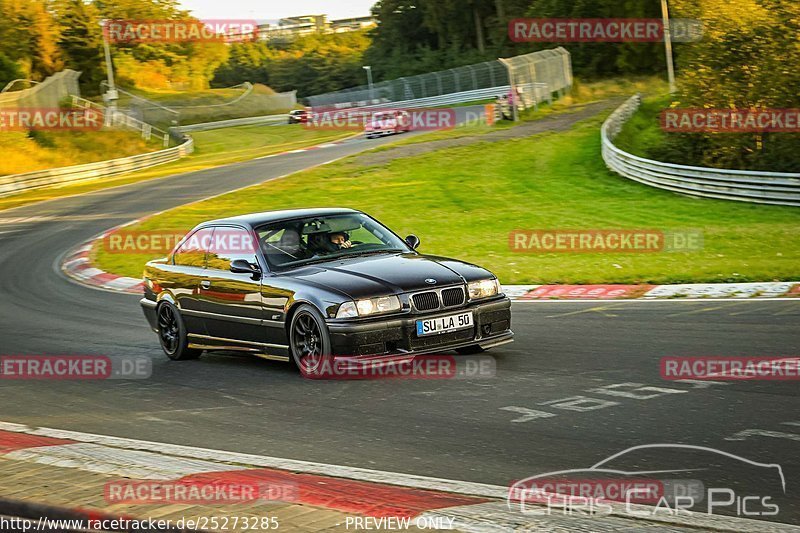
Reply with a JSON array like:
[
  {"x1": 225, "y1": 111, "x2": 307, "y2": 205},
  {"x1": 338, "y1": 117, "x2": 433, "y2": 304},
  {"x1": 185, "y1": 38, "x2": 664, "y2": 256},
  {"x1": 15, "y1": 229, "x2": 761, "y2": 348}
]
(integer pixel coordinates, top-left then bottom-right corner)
[
  {"x1": 602, "y1": 95, "x2": 800, "y2": 207},
  {"x1": 0, "y1": 135, "x2": 194, "y2": 198},
  {"x1": 502, "y1": 47, "x2": 573, "y2": 114},
  {"x1": 306, "y1": 48, "x2": 572, "y2": 113},
  {"x1": 0, "y1": 70, "x2": 81, "y2": 108},
  {"x1": 102, "y1": 82, "x2": 297, "y2": 129}
]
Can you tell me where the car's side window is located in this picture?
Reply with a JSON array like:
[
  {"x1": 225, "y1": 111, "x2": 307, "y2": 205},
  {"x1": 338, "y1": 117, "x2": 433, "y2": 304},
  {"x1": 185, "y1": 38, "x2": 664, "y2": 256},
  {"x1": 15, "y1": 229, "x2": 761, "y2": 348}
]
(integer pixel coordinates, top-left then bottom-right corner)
[
  {"x1": 206, "y1": 226, "x2": 259, "y2": 271},
  {"x1": 173, "y1": 227, "x2": 213, "y2": 267}
]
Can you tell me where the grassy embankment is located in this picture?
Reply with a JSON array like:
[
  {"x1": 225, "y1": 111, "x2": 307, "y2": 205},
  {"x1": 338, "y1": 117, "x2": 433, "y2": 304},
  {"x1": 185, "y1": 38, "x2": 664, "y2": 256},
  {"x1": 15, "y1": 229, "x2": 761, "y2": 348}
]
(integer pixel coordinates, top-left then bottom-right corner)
[{"x1": 0, "y1": 130, "x2": 161, "y2": 177}]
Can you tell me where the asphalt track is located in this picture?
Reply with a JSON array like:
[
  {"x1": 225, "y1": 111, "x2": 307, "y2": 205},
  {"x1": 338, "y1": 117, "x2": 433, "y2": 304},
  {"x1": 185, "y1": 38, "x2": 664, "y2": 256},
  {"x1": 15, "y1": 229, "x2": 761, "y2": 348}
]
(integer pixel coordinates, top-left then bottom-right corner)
[{"x1": 0, "y1": 109, "x2": 798, "y2": 527}]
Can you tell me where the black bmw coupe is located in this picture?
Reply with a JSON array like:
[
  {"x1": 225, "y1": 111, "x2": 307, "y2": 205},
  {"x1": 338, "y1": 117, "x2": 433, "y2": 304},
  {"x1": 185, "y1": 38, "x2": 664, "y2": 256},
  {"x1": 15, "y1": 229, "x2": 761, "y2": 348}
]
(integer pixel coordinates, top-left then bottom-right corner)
[{"x1": 141, "y1": 208, "x2": 513, "y2": 369}]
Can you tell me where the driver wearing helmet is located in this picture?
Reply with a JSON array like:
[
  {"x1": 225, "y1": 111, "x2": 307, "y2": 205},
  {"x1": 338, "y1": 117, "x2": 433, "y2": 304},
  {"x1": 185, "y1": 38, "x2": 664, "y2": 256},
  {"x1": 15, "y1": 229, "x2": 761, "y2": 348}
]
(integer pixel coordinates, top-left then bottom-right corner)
[
  {"x1": 308, "y1": 231, "x2": 352, "y2": 254},
  {"x1": 329, "y1": 232, "x2": 352, "y2": 249}
]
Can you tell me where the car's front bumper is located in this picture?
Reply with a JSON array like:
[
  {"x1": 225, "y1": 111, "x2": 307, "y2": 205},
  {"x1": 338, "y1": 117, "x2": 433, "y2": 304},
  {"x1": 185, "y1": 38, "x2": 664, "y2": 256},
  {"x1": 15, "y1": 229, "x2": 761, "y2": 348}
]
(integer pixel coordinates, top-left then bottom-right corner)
[
  {"x1": 141, "y1": 297, "x2": 158, "y2": 332},
  {"x1": 326, "y1": 297, "x2": 512, "y2": 356}
]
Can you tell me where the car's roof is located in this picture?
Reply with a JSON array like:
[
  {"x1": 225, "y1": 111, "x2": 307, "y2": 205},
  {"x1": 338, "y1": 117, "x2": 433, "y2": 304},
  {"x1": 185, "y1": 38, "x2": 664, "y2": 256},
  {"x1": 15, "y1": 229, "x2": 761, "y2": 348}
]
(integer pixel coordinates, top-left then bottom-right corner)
[{"x1": 203, "y1": 208, "x2": 362, "y2": 227}]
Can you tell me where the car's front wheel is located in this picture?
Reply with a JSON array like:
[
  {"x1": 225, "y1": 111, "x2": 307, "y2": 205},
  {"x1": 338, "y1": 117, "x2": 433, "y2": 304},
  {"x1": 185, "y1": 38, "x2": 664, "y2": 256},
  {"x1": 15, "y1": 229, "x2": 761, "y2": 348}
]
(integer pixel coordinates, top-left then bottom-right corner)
[
  {"x1": 289, "y1": 304, "x2": 332, "y2": 375},
  {"x1": 157, "y1": 302, "x2": 201, "y2": 361}
]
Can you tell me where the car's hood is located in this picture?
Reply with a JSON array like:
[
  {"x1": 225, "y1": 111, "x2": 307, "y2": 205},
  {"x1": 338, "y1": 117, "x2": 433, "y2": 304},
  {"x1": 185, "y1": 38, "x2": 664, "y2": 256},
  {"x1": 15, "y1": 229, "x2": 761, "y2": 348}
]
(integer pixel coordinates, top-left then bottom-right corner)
[{"x1": 285, "y1": 252, "x2": 493, "y2": 300}]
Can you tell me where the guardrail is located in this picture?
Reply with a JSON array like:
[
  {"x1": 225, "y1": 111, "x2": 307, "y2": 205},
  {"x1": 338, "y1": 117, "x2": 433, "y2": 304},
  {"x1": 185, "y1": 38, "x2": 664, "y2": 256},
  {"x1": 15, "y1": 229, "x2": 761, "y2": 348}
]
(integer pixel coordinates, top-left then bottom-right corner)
[
  {"x1": 345, "y1": 86, "x2": 511, "y2": 110},
  {"x1": 0, "y1": 136, "x2": 194, "y2": 198},
  {"x1": 602, "y1": 95, "x2": 800, "y2": 207},
  {"x1": 179, "y1": 113, "x2": 288, "y2": 132},
  {"x1": 317, "y1": 83, "x2": 550, "y2": 112}
]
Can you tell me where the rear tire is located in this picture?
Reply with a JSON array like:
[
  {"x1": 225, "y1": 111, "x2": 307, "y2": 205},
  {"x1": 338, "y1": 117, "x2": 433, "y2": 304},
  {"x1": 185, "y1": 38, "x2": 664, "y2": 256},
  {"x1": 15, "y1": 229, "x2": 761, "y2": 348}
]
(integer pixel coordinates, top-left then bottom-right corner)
[{"x1": 157, "y1": 302, "x2": 201, "y2": 361}]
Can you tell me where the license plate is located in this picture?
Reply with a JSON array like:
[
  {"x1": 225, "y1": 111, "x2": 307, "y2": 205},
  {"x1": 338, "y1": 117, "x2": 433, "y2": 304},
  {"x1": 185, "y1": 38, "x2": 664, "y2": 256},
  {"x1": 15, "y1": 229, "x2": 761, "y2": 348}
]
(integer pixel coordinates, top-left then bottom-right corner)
[{"x1": 416, "y1": 312, "x2": 473, "y2": 337}]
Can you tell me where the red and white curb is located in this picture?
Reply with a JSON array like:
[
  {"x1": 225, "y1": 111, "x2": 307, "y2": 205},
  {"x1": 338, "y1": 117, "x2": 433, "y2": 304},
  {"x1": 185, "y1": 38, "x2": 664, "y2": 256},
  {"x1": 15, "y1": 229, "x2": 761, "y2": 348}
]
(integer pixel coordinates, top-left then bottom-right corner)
[
  {"x1": 62, "y1": 242, "x2": 145, "y2": 294},
  {"x1": 0, "y1": 422, "x2": 797, "y2": 532},
  {"x1": 504, "y1": 282, "x2": 800, "y2": 301}
]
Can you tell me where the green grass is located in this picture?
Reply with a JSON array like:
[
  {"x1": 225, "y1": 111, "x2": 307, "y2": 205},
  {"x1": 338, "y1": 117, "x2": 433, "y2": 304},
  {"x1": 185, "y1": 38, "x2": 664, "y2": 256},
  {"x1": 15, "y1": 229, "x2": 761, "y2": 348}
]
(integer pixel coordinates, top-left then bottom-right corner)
[
  {"x1": 613, "y1": 94, "x2": 675, "y2": 158},
  {"x1": 94, "y1": 111, "x2": 800, "y2": 285},
  {"x1": 185, "y1": 123, "x2": 351, "y2": 165},
  {"x1": 0, "y1": 124, "x2": 352, "y2": 212}
]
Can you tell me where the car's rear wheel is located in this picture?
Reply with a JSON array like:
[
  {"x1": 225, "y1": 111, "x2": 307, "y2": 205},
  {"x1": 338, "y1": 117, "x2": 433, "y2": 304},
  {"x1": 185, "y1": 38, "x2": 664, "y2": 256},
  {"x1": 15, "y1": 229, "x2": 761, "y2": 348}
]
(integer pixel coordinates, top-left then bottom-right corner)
[
  {"x1": 456, "y1": 344, "x2": 486, "y2": 355},
  {"x1": 289, "y1": 304, "x2": 331, "y2": 376},
  {"x1": 157, "y1": 302, "x2": 201, "y2": 361}
]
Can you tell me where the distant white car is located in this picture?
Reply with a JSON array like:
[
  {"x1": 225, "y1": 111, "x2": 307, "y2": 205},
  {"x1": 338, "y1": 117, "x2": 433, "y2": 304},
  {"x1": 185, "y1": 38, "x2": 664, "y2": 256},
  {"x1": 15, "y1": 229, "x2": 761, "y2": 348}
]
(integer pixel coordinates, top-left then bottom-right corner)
[{"x1": 365, "y1": 110, "x2": 410, "y2": 139}]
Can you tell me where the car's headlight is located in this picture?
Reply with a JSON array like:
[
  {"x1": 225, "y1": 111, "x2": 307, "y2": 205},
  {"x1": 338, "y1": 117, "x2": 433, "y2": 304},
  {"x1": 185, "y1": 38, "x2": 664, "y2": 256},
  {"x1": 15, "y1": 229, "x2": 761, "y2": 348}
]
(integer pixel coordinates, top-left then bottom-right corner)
[
  {"x1": 468, "y1": 278, "x2": 501, "y2": 300},
  {"x1": 336, "y1": 295, "x2": 401, "y2": 318}
]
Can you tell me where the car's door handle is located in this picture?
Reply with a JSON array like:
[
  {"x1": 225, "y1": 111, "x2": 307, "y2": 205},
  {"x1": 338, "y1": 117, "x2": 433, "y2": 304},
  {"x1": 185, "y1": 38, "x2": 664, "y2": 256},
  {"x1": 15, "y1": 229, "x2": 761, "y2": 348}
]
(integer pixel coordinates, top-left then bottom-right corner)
[{"x1": 200, "y1": 280, "x2": 211, "y2": 289}]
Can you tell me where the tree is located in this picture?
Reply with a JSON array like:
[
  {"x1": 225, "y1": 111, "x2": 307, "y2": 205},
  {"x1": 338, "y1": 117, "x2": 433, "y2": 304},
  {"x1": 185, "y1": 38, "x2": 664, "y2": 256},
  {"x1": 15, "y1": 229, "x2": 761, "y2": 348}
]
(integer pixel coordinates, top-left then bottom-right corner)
[
  {"x1": 212, "y1": 42, "x2": 272, "y2": 87},
  {"x1": 0, "y1": 0, "x2": 63, "y2": 80},
  {"x1": 0, "y1": 52, "x2": 23, "y2": 88},
  {"x1": 663, "y1": 0, "x2": 800, "y2": 170},
  {"x1": 213, "y1": 31, "x2": 371, "y2": 98},
  {"x1": 52, "y1": 0, "x2": 105, "y2": 95}
]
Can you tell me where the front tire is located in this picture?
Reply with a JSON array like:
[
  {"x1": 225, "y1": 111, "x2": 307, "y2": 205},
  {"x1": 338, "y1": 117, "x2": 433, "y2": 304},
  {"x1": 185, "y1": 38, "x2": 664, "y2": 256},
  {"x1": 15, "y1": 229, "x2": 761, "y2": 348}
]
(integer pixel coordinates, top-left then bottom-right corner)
[
  {"x1": 157, "y1": 302, "x2": 201, "y2": 361},
  {"x1": 289, "y1": 304, "x2": 332, "y2": 376}
]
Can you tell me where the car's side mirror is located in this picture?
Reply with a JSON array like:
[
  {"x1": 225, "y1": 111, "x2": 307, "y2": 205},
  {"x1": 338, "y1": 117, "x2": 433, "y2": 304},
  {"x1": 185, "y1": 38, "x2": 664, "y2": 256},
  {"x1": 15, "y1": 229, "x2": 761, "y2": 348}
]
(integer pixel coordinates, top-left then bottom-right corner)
[
  {"x1": 230, "y1": 259, "x2": 261, "y2": 278},
  {"x1": 405, "y1": 234, "x2": 420, "y2": 250}
]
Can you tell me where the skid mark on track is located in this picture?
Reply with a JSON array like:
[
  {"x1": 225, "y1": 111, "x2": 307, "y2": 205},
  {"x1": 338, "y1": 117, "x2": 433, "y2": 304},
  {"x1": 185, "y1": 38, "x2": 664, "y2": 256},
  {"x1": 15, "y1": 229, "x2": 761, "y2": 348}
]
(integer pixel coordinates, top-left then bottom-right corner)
[
  {"x1": 545, "y1": 304, "x2": 621, "y2": 318},
  {"x1": 664, "y1": 302, "x2": 750, "y2": 318},
  {"x1": 772, "y1": 305, "x2": 800, "y2": 316},
  {"x1": 137, "y1": 405, "x2": 265, "y2": 415},
  {"x1": 729, "y1": 305, "x2": 777, "y2": 316}
]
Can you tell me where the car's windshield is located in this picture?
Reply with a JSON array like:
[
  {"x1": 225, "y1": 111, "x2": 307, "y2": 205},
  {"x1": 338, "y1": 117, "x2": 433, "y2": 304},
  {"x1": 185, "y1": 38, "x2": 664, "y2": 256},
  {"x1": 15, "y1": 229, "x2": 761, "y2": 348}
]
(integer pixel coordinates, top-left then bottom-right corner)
[{"x1": 256, "y1": 213, "x2": 409, "y2": 270}]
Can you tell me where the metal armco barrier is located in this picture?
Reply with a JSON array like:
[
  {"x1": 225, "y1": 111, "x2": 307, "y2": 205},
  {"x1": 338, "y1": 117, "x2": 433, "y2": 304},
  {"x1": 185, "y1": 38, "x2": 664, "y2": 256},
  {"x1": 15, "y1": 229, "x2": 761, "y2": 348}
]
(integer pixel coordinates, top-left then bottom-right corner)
[
  {"x1": 179, "y1": 114, "x2": 288, "y2": 132},
  {"x1": 0, "y1": 137, "x2": 194, "y2": 198},
  {"x1": 328, "y1": 83, "x2": 549, "y2": 109},
  {"x1": 602, "y1": 95, "x2": 800, "y2": 207}
]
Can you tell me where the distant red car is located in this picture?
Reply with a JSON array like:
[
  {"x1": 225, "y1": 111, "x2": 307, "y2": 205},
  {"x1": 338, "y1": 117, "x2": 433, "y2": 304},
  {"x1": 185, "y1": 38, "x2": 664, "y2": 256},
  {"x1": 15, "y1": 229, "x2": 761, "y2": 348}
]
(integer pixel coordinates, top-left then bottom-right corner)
[{"x1": 365, "y1": 110, "x2": 411, "y2": 138}]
